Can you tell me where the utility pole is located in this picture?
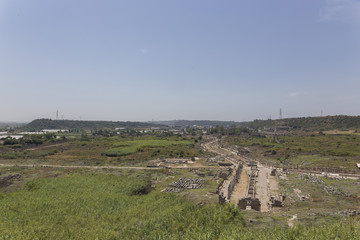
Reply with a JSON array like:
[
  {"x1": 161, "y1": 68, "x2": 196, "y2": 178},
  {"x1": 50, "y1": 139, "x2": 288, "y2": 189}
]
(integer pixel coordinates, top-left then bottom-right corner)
[{"x1": 279, "y1": 108, "x2": 282, "y2": 119}]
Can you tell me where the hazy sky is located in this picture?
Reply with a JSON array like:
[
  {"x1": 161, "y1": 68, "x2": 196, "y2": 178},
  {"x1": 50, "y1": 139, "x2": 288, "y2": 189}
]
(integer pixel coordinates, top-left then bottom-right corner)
[{"x1": 1, "y1": 0, "x2": 360, "y2": 122}]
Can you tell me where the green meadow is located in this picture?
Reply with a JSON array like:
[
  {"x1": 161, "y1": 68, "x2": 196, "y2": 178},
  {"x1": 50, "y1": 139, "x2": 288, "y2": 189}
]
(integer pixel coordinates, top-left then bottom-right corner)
[
  {"x1": 1, "y1": 172, "x2": 359, "y2": 240},
  {"x1": 103, "y1": 138, "x2": 194, "y2": 157},
  {"x1": 225, "y1": 134, "x2": 360, "y2": 169},
  {"x1": 0, "y1": 135, "x2": 200, "y2": 166}
]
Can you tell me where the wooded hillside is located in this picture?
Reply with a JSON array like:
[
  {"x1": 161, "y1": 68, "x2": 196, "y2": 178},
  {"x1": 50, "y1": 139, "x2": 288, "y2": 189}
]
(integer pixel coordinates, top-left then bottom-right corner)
[
  {"x1": 22, "y1": 119, "x2": 164, "y2": 131},
  {"x1": 244, "y1": 115, "x2": 360, "y2": 131}
]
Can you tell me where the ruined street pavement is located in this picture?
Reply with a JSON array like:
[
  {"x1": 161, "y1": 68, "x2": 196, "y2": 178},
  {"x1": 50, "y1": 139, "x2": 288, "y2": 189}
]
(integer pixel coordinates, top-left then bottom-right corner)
[{"x1": 205, "y1": 140, "x2": 281, "y2": 212}]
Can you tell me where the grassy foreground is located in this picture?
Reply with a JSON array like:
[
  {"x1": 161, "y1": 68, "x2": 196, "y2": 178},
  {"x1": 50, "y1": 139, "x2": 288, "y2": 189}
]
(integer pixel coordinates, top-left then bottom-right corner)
[{"x1": 0, "y1": 173, "x2": 359, "y2": 240}]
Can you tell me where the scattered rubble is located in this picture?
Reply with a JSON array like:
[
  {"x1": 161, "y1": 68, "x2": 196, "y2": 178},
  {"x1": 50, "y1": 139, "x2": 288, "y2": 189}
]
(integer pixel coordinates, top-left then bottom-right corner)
[
  {"x1": 169, "y1": 178, "x2": 203, "y2": 189},
  {"x1": 288, "y1": 214, "x2": 298, "y2": 228},
  {"x1": 297, "y1": 174, "x2": 352, "y2": 197},
  {"x1": 207, "y1": 156, "x2": 224, "y2": 163},
  {"x1": 218, "y1": 170, "x2": 231, "y2": 179},
  {"x1": 339, "y1": 209, "x2": 360, "y2": 217},
  {"x1": 0, "y1": 174, "x2": 22, "y2": 188},
  {"x1": 270, "y1": 194, "x2": 285, "y2": 207},
  {"x1": 147, "y1": 160, "x2": 161, "y2": 167},
  {"x1": 293, "y1": 188, "x2": 310, "y2": 201},
  {"x1": 298, "y1": 174, "x2": 325, "y2": 185},
  {"x1": 162, "y1": 178, "x2": 203, "y2": 193},
  {"x1": 2, "y1": 174, "x2": 22, "y2": 181},
  {"x1": 161, "y1": 187, "x2": 183, "y2": 193}
]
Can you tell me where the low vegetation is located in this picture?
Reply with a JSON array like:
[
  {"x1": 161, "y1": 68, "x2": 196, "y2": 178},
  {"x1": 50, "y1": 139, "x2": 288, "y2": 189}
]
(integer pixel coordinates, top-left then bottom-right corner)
[
  {"x1": 102, "y1": 138, "x2": 194, "y2": 157},
  {"x1": 225, "y1": 133, "x2": 360, "y2": 169},
  {"x1": 1, "y1": 172, "x2": 359, "y2": 239},
  {"x1": 0, "y1": 135, "x2": 201, "y2": 166},
  {"x1": 1, "y1": 122, "x2": 360, "y2": 239}
]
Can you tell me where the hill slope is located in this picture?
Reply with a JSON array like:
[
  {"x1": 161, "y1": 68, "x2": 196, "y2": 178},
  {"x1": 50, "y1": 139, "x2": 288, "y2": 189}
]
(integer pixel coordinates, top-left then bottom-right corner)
[
  {"x1": 154, "y1": 120, "x2": 245, "y2": 128},
  {"x1": 245, "y1": 115, "x2": 360, "y2": 131},
  {"x1": 22, "y1": 119, "x2": 164, "y2": 131}
]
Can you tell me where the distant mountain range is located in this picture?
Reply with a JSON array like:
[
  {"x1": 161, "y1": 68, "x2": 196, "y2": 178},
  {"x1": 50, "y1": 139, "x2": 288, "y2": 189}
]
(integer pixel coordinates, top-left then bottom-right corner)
[
  {"x1": 22, "y1": 119, "x2": 244, "y2": 131},
  {"x1": 16, "y1": 115, "x2": 360, "y2": 131},
  {"x1": 243, "y1": 115, "x2": 360, "y2": 131},
  {"x1": 154, "y1": 115, "x2": 360, "y2": 130},
  {"x1": 21, "y1": 119, "x2": 164, "y2": 131},
  {"x1": 151, "y1": 120, "x2": 245, "y2": 128}
]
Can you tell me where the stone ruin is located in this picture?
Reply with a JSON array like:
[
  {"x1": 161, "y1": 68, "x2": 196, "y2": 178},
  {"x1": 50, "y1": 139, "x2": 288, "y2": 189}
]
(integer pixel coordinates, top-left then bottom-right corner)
[
  {"x1": 218, "y1": 164, "x2": 243, "y2": 204},
  {"x1": 169, "y1": 178, "x2": 203, "y2": 189},
  {"x1": 218, "y1": 170, "x2": 231, "y2": 180},
  {"x1": 238, "y1": 197, "x2": 261, "y2": 211},
  {"x1": 192, "y1": 168, "x2": 232, "y2": 179},
  {"x1": 270, "y1": 194, "x2": 285, "y2": 207},
  {"x1": 238, "y1": 162, "x2": 262, "y2": 211},
  {"x1": 227, "y1": 164, "x2": 243, "y2": 196},
  {"x1": 162, "y1": 178, "x2": 203, "y2": 193},
  {"x1": 207, "y1": 156, "x2": 224, "y2": 163}
]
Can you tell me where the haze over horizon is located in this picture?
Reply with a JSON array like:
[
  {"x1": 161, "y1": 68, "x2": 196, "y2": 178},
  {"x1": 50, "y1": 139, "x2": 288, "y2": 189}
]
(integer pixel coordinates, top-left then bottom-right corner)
[{"x1": 1, "y1": 0, "x2": 359, "y2": 122}]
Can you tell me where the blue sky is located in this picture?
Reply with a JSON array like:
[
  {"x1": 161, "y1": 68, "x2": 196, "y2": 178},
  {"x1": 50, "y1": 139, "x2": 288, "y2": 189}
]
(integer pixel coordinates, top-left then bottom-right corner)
[{"x1": 1, "y1": 0, "x2": 359, "y2": 122}]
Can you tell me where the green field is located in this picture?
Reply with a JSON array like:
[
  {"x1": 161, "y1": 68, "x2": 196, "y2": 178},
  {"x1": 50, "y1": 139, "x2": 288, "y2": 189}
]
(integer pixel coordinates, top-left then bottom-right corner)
[
  {"x1": 226, "y1": 134, "x2": 360, "y2": 156},
  {"x1": 1, "y1": 171, "x2": 359, "y2": 239},
  {"x1": 103, "y1": 138, "x2": 194, "y2": 157},
  {"x1": 225, "y1": 134, "x2": 360, "y2": 169},
  {"x1": 0, "y1": 135, "x2": 201, "y2": 166}
]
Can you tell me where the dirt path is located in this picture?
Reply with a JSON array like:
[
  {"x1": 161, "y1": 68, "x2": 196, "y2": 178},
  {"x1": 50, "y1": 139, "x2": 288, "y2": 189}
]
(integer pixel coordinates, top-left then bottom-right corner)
[
  {"x1": 230, "y1": 166, "x2": 249, "y2": 203},
  {"x1": 0, "y1": 163, "x2": 224, "y2": 170},
  {"x1": 269, "y1": 171, "x2": 281, "y2": 196},
  {"x1": 27, "y1": 143, "x2": 66, "y2": 151},
  {"x1": 254, "y1": 164, "x2": 282, "y2": 212},
  {"x1": 256, "y1": 165, "x2": 271, "y2": 212}
]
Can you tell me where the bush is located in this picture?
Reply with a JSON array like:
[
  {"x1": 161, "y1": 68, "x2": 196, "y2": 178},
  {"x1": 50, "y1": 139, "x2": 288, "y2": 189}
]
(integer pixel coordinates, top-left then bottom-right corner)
[
  {"x1": 24, "y1": 181, "x2": 40, "y2": 191},
  {"x1": 124, "y1": 179, "x2": 150, "y2": 196},
  {"x1": 3, "y1": 139, "x2": 19, "y2": 145}
]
